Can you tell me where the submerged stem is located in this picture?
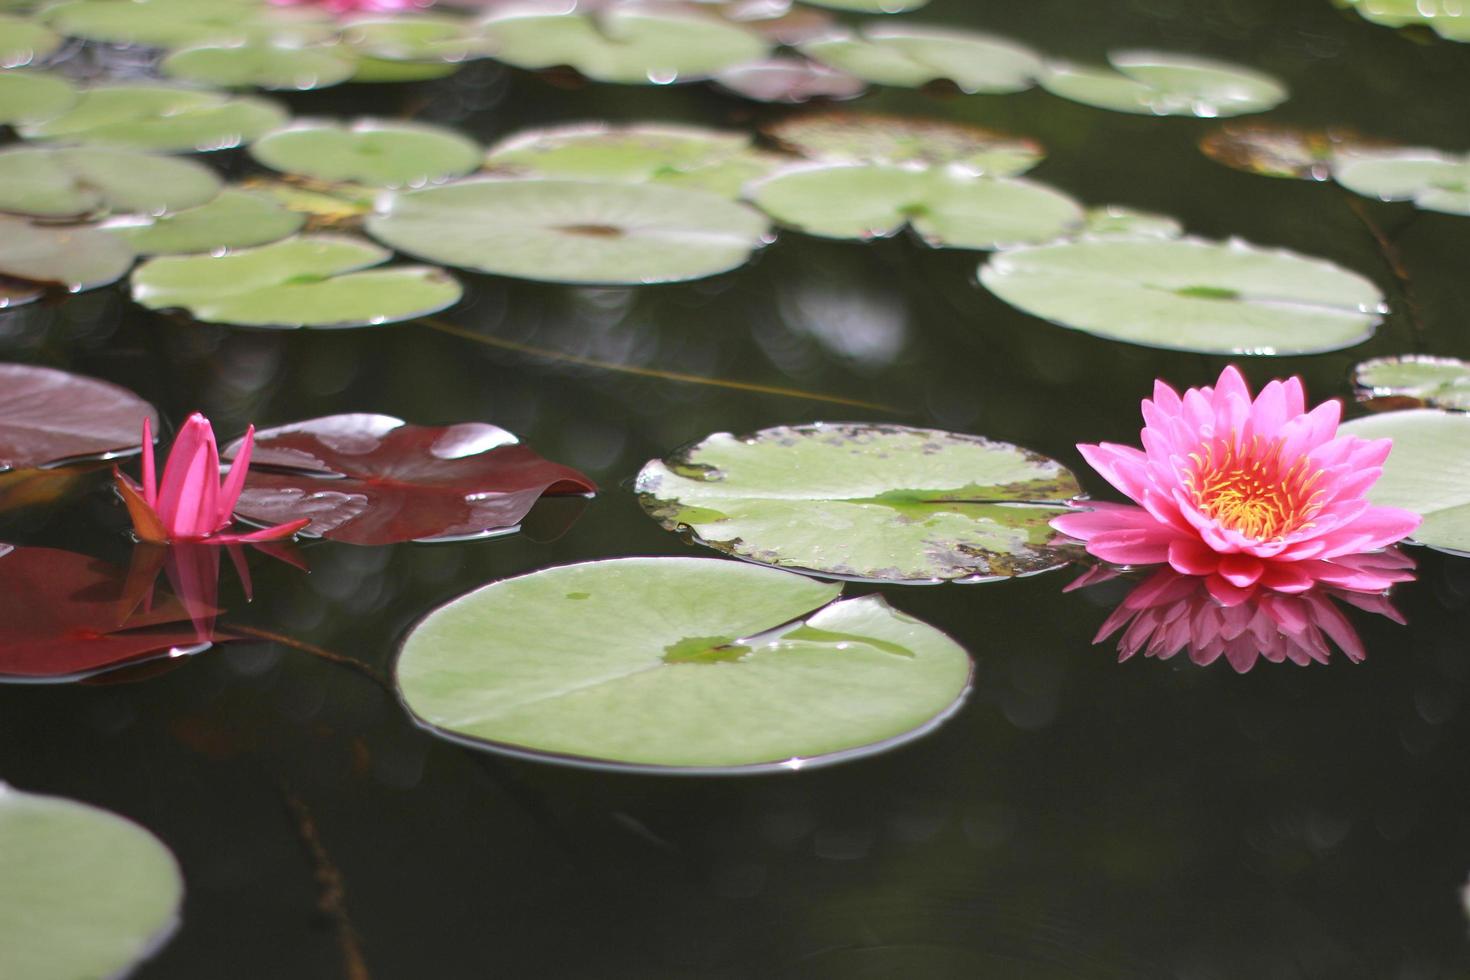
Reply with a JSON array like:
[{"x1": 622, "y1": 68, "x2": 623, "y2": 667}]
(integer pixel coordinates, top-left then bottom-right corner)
[
  {"x1": 1342, "y1": 191, "x2": 1426, "y2": 351},
  {"x1": 280, "y1": 788, "x2": 372, "y2": 980},
  {"x1": 231, "y1": 625, "x2": 391, "y2": 693}
]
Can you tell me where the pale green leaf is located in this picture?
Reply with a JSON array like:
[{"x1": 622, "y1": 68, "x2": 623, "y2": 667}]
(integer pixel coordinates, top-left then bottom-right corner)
[
  {"x1": 18, "y1": 83, "x2": 288, "y2": 152},
  {"x1": 0, "y1": 145, "x2": 221, "y2": 218},
  {"x1": 103, "y1": 189, "x2": 305, "y2": 255},
  {"x1": 1339, "y1": 409, "x2": 1470, "y2": 556}
]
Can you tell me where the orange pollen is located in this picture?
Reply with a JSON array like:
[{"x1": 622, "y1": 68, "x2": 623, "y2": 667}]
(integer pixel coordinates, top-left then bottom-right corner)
[{"x1": 1182, "y1": 435, "x2": 1324, "y2": 541}]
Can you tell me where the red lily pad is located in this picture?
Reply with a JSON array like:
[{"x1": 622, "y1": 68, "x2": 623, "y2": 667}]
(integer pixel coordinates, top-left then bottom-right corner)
[
  {"x1": 0, "y1": 545, "x2": 227, "y2": 682},
  {"x1": 223, "y1": 414, "x2": 597, "y2": 545},
  {"x1": 0, "y1": 364, "x2": 157, "y2": 473}
]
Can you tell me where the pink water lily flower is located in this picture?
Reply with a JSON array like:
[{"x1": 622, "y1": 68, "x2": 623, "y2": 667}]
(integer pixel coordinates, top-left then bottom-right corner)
[
  {"x1": 1051, "y1": 365, "x2": 1421, "y2": 605},
  {"x1": 114, "y1": 413, "x2": 309, "y2": 545},
  {"x1": 268, "y1": 0, "x2": 431, "y2": 14}
]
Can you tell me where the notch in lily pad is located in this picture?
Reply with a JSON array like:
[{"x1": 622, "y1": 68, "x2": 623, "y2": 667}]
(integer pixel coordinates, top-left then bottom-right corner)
[
  {"x1": 1040, "y1": 50, "x2": 1287, "y2": 117},
  {"x1": 637, "y1": 422, "x2": 1082, "y2": 584},
  {"x1": 0, "y1": 215, "x2": 136, "y2": 294},
  {"x1": 395, "y1": 556, "x2": 973, "y2": 772},
  {"x1": 1353, "y1": 355, "x2": 1470, "y2": 412}
]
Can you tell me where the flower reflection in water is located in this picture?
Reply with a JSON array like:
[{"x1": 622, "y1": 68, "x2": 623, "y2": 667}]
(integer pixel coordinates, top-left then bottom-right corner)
[{"x1": 1071, "y1": 549, "x2": 1415, "y2": 673}]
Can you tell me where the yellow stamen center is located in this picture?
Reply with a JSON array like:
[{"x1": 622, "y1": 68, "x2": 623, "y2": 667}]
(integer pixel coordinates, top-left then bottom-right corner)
[{"x1": 1183, "y1": 435, "x2": 1324, "y2": 541}]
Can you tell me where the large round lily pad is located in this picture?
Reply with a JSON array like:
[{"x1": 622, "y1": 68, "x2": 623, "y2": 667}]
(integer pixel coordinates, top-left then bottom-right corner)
[
  {"x1": 250, "y1": 119, "x2": 482, "y2": 188},
  {"x1": 1332, "y1": 149, "x2": 1470, "y2": 216},
  {"x1": 799, "y1": 22, "x2": 1042, "y2": 93},
  {"x1": 130, "y1": 234, "x2": 461, "y2": 328},
  {"x1": 103, "y1": 189, "x2": 305, "y2": 256},
  {"x1": 748, "y1": 163, "x2": 1082, "y2": 250},
  {"x1": 763, "y1": 112, "x2": 1043, "y2": 175},
  {"x1": 478, "y1": 6, "x2": 769, "y2": 84},
  {"x1": 42, "y1": 0, "x2": 334, "y2": 48},
  {"x1": 979, "y1": 235, "x2": 1385, "y2": 355},
  {"x1": 160, "y1": 39, "x2": 358, "y2": 91},
  {"x1": 0, "y1": 787, "x2": 182, "y2": 980},
  {"x1": 367, "y1": 178, "x2": 771, "y2": 285},
  {"x1": 396, "y1": 557, "x2": 973, "y2": 771},
  {"x1": 0, "y1": 14, "x2": 59, "y2": 67},
  {"x1": 1040, "y1": 50, "x2": 1288, "y2": 117},
  {"x1": 0, "y1": 70, "x2": 76, "y2": 126},
  {"x1": 1339, "y1": 409, "x2": 1470, "y2": 556},
  {"x1": 1354, "y1": 355, "x2": 1470, "y2": 411},
  {"x1": 18, "y1": 83, "x2": 288, "y2": 153},
  {"x1": 0, "y1": 216, "x2": 136, "y2": 293},
  {"x1": 636, "y1": 423, "x2": 1080, "y2": 583},
  {"x1": 0, "y1": 146, "x2": 221, "y2": 219},
  {"x1": 0, "y1": 364, "x2": 155, "y2": 472}
]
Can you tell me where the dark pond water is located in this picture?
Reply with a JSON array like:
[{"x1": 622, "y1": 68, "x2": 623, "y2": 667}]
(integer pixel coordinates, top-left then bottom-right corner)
[{"x1": 5, "y1": 0, "x2": 1470, "y2": 976}]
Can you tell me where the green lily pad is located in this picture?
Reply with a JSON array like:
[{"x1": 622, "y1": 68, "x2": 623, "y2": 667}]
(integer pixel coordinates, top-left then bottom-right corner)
[
  {"x1": 1353, "y1": 355, "x2": 1470, "y2": 411},
  {"x1": 18, "y1": 83, "x2": 288, "y2": 153},
  {"x1": 103, "y1": 189, "x2": 305, "y2": 255},
  {"x1": 239, "y1": 176, "x2": 375, "y2": 227},
  {"x1": 1040, "y1": 50, "x2": 1287, "y2": 117},
  {"x1": 395, "y1": 557, "x2": 973, "y2": 771},
  {"x1": 1339, "y1": 409, "x2": 1470, "y2": 556},
  {"x1": 0, "y1": 70, "x2": 76, "y2": 125},
  {"x1": 0, "y1": 13, "x2": 59, "y2": 67},
  {"x1": 1198, "y1": 123, "x2": 1378, "y2": 180},
  {"x1": 42, "y1": 0, "x2": 334, "y2": 48},
  {"x1": 979, "y1": 235, "x2": 1385, "y2": 355},
  {"x1": 161, "y1": 40, "x2": 358, "y2": 91},
  {"x1": 0, "y1": 215, "x2": 136, "y2": 290},
  {"x1": 764, "y1": 111, "x2": 1043, "y2": 175},
  {"x1": 341, "y1": 13, "x2": 495, "y2": 61},
  {"x1": 1080, "y1": 205, "x2": 1183, "y2": 239},
  {"x1": 349, "y1": 55, "x2": 461, "y2": 82},
  {"x1": 0, "y1": 145, "x2": 222, "y2": 219},
  {"x1": 799, "y1": 22, "x2": 1042, "y2": 93},
  {"x1": 1332, "y1": 149, "x2": 1470, "y2": 216},
  {"x1": 1342, "y1": 0, "x2": 1470, "y2": 40},
  {"x1": 130, "y1": 234, "x2": 461, "y2": 328},
  {"x1": 0, "y1": 787, "x2": 183, "y2": 980},
  {"x1": 478, "y1": 6, "x2": 770, "y2": 84},
  {"x1": 250, "y1": 119, "x2": 482, "y2": 188},
  {"x1": 748, "y1": 163, "x2": 1082, "y2": 249},
  {"x1": 802, "y1": 0, "x2": 930, "y2": 10},
  {"x1": 483, "y1": 122, "x2": 783, "y2": 197},
  {"x1": 636, "y1": 423, "x2": 1080, "y2": 583},
  {"x1": 367, "y1": 178, "x2": 771, "y2": 285}
]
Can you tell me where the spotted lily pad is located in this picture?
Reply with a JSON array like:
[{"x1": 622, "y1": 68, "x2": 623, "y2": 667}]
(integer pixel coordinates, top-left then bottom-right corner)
[
  {"x1": 0, "y1": 787, "x2": 182, "y2": 978},
  {"x1": 0, "y1": 216, "x2": 136, "y2": 292},
  {"x1": 130, "y1": 234, "x2": 462, "y2": 328},
  {"x1": 979, "y1": 235, "x2": 1385, "y2": 354},
  {"x1": 0, "y1": 146, "x2": 222, "y2": 219},
  {"x1": 1354, "y1": 356, "x2": 1470, "y2": 411},
  {"x1": 637, "y1": 423, "x2": 1080, "y2": 583},
  {"x1": 18, "y1": 83, "x2": 289, "y2": 153},
  {"x1": 1340, "y1": 409, "x2": 1470, "y2": 556},
  {"x1": 42, "y1": 0, "x2": 334, "y2": 48},
  {"x1": 763, "y1": 111, "x2": 1043, "y2": 175},
  {"x1": 712, "y1": 56, "x2": 866, "y2": 103},
  {"x1": 479, "y1": 5, "x2": 769, "y2": 84},
  {"x1": 1199, "y1": 123, "x2": 1377, "y2": 180},
  {"x1": 103, "y1": 189, "x2": 305, "y2": 256},
  {"x1": 395, "y1": 557, "x2": 972, "y2": 771},
  {"x1": 0, "y1": 70, "x2": 76, "y2": 125},
  {"x1": 250, "y1": 119, "x2": 482, "y2": 188},
  {"x1": 367, "y1": 178, "x2": 772, "y2": 285},
  {"x1": 0, "y1": 14, "x2": 60, "y2": 67},
  {"x1": 1332, "y1": 149, "x2": 1470, "y2": 216},
  {"x1": 1040, "y1": 50, "x2": 1287, "y2": 117},
  {"x1": 799, "y1": 22, "x2": 1042, "y2": 93},
  {"x1": 748, "y1": 163, "x2": 1082, "y2": 250},
  {"x1": 160, "y1": 39, "x2": 359, "y2": 91},
  {"x1": 222, "y1": 413, "x2": 596, "y2": 544},
  {"x1": 0, "y1": 363, "x2": 156, "y2": 472}
]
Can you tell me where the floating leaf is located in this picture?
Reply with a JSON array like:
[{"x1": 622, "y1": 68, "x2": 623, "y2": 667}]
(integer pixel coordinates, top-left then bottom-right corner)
[
  {"x1": 1339, "y1": 409, "x2": 1470, "y2": 556},
  {"x1": 713, "y1": 55, "x2": 866, "y2": 103},
  {"x1": 0, "y1": 70, "x2": 75, "y2": 125},
  {"x1": 395, "y1": 556, "x2": 972, "y2": 771},
  {"x1": 0, "y1": 215, "x2": 136, "y2": 292},
  {"x1": 0, "y1": 363, "x2": 156, "y2": 472},
  {"x1": 1040, "y1": 50, "x2": 1287, "y2": 117},
  {"x1": 18, "y1": 83, "x2": 289, "y2": 153},
  {"x1": 0, "y1": 279, "x2": 44, "y2": 309},
  {"x1": 1341, "y1": 0, "x2": 1470, "y2": 41},
  {"x1": 763, "y1": 111, "x2": 1043, "y2": 174},
  {"x1": 802, "y1": 0, "x2": 929, "y2": 10},
  {"x1": 749, "y1": 163, "x2": 1082, "y2": 249},
  {"x1": 130, "y1": 234, "x2": 461, "y2": 328},
  {"x1": 348, "y1": 54, "x2": 461, "y2": 82},
  {"x1": 42, "y1": 0, "x2": 334, "y2": 48},
  {"x1": 1332, "y1": 149, "x2": 1470, "y2": 216},
  {"x1": 103, "y1": 189, "x2": 306, "y2": 256},
  {"x1": 478, "y1": 5, "x2": 769, "y2": 84},
  {"x1": 341, "y1": 12, "x2": 496, "y2": 61},
  {"x1": 239, "y1": 176, "x2": 374, "y2": 228},
  {"x1": 1199, "y1": 122, "x2": 1378, "y2": 180},
  {"x1": 0, "y1": 787, "x2": 182, "y2": 978},
  {"x1": 1354, "y1": 356, "x2": 1470, "y2": 412},
  {"x1": 0, "y1": 13, "x2": 60, "y2": 67},
  {"x1": 637, "y1": 423, "x2": 1079, "y2": 583},
  {"x1": 0, "y1": 145, "x2": 222, "y2": 219},
  {"x1": 1080, "y1": 205, "x2": 1183, "y2": 239},
  {"x1": 367, "y1": 178, "x2": 772, "y2": 285},
  {"x1": 160, "y1": 39, "x2": 358, "y2": 91},
  {"x1": 250, "y1": 118, "x2": 481, "y2": 188},
  {"x1": 799, "y1": 22, "x2": 1042, "y2": 93},
  {"x1": 979, "y1": 235, "x2": 1385, "y2": 354},
  {"x1": 222, "y1": 413, "x2": 596, "y2": 545}
]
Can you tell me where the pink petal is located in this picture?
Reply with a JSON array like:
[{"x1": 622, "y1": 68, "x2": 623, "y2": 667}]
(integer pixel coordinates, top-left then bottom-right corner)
[
  {"x1": 1217, "y1": 553, "x2": 1264, "y2": 588},
  {"x1": 141, "y1": 417, "x2": 157, "y2": 507},
  {"x1": 219, "y1": 424, "x2": 254, "y2": 521},
  {"x1": 1167, "y1": 537, "x2": 1219, "y2": 576}
]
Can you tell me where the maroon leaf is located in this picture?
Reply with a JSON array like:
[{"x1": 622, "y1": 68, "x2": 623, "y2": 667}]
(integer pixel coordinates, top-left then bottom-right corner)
[
  {"x1": 0, "y1": 544, "x2": 229, "y2": 681},
  {"x1": 222, "y1": 414, "x2": 597, "y2": 546},
  {"x1": 0, "y1": 364, "x2": 157, "y2": 473}
]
